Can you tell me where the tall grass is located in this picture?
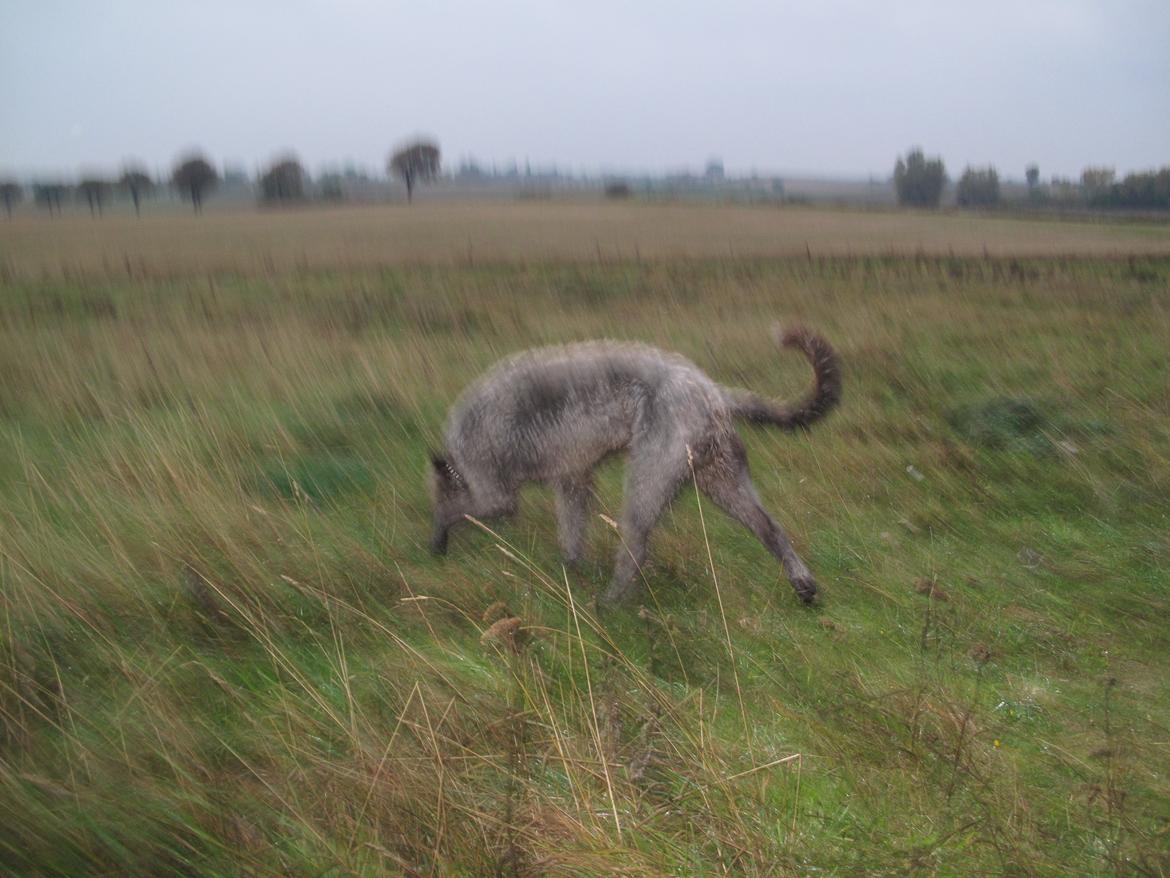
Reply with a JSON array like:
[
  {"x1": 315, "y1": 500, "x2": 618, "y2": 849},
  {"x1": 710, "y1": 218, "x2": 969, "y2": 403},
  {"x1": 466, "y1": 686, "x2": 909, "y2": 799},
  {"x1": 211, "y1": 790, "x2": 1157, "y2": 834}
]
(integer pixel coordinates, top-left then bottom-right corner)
[{"x1": 1, "y1": 253, "x2": 1168, "y2": 875}]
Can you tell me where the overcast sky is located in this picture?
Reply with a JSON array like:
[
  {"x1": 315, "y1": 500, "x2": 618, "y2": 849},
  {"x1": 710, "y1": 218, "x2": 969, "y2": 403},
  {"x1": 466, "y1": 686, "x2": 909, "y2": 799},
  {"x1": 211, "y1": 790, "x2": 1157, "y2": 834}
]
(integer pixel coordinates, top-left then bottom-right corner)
[{"x1": 1, "y1": 0, "x2": 1167, "y2": 181}]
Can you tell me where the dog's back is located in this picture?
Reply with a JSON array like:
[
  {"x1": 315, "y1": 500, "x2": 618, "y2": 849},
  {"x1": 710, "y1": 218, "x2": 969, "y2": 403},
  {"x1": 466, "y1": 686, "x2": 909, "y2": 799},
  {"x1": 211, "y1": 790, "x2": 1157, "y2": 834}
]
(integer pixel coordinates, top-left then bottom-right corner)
[{"x1": 444, "y1": 341, "x2": 730, "y2": 486}]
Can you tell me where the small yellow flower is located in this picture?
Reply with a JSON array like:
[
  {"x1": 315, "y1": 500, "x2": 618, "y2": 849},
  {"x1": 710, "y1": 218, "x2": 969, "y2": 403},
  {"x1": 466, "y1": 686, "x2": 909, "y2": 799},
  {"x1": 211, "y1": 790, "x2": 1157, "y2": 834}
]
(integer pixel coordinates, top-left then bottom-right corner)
[{"x1": 993, "y1": 739, "x2": 1001, "y2": 748}]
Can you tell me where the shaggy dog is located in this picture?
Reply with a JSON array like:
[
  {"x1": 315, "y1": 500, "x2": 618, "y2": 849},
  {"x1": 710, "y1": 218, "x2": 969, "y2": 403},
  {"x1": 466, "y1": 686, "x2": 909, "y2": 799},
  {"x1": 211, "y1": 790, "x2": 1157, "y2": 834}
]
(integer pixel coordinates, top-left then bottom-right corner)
[{"x1": 430, "y1": 326, "x2": 841, "y2": 606}]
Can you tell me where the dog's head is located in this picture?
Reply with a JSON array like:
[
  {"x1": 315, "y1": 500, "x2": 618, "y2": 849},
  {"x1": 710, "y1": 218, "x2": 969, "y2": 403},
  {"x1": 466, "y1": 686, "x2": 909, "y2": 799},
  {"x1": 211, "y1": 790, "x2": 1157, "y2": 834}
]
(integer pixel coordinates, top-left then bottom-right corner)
[{"x1": 428, "y1": 452, "x2": 470, "y2": 554}]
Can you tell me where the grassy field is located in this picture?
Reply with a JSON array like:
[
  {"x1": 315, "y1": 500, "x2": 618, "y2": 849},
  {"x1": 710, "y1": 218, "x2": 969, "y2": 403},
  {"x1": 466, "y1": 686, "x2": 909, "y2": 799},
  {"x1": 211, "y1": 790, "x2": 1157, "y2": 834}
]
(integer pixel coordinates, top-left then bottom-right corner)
[
  {"x1": 3, "y1": 200, "x2": 1170, "y2": 280},
  {"x1": 1, "y1": 204, "x2": 1169, "y2": 875}
]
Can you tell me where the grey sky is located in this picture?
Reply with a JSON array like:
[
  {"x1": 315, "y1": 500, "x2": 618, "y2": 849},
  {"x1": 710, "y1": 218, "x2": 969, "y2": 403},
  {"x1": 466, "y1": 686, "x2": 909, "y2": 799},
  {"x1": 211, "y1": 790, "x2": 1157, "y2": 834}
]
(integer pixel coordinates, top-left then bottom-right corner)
[{"x1": 2, "y1": 0, "x2": 1167, "y2": 181}]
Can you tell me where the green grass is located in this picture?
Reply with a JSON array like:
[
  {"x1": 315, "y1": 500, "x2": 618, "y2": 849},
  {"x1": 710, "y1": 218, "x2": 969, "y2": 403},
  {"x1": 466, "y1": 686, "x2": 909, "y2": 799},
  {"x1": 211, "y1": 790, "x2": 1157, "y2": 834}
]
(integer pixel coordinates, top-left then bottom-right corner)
[{"x1": 2, "y1": 254, "x2": 1169, "y2": 875}]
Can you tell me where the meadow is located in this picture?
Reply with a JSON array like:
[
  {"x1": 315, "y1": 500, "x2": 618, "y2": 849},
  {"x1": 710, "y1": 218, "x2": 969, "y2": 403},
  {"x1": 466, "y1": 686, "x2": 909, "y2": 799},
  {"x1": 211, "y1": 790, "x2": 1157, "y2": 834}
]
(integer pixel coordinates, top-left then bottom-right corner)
[
  {"x1": 4, "y1": 200, "x2": 1170, "y2": 279},
  {"x1": 1, "y1": 203, "x2": 1169, "y2": 875}
]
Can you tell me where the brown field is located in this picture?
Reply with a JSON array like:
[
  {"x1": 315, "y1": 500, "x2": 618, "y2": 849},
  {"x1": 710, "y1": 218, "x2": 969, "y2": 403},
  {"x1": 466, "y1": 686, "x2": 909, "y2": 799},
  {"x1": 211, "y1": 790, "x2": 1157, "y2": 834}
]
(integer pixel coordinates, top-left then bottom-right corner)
[{"x1": 3, "y1": 200, "x2": 1169, "y2": 278}]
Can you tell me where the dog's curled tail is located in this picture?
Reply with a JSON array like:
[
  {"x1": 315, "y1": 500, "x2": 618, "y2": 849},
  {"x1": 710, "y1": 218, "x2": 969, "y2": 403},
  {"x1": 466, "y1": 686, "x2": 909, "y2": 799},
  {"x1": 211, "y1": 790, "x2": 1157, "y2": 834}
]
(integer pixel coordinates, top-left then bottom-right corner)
[{"x1": 726, "y1": 324, "x2": 842, "y2": 430}]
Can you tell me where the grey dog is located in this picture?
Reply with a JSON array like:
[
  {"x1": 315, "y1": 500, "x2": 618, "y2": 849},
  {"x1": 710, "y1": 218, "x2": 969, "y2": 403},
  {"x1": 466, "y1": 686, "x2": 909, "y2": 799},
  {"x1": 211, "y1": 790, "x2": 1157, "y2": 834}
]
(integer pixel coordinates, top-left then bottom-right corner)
[{"x1": 429, "y1": 325, "x2": 841, "y2": 606}]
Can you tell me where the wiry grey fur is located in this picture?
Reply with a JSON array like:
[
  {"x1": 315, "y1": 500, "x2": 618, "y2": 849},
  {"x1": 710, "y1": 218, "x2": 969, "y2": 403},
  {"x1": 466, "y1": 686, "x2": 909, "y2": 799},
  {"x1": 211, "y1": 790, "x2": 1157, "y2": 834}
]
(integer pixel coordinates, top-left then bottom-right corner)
[{"x1": 429, "y1": 325, "x2": 842, "y2": 606}]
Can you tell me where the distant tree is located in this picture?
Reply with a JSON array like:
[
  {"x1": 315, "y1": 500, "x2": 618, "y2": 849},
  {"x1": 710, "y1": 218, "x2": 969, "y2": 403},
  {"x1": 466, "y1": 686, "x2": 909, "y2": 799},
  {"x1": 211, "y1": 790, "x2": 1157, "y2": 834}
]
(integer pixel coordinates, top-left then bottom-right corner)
[
  {"x1": 1080, "y1": 166, "x2": 1115, "y2": 200},
  {"x1": 1130, "y1": 168, "x2": 1170, "y2": 209},
  {"x1": 956, "y1": 166, "x2": 1000, "y2": 208},
  {"x1": 78, "y1": 178, "x2": 112, "y2": 217},
  {"x1": 172, "y1": 154, "x2": 218, "y2": 214},
  {"x1": 893, "y1": 148, "x2": 946, "y2": 208},
  {"x1": 1048, "y1": 176, "x2": 1080, "y2": 206},
  {"x1": 120, "y1": 166, "x2": 154, "y2": 216},
  {"x1": 259, "y1": 157, "x2": 306, "y2": 203},
  {"x1": 318, "y1": 173, "x2": 345, "y2": 201},
  {"x1": 1089, "y1": 167, "x2": 1170, "y2": 210},
  {"x1": 0, "y1": 181, "x2": 22, "y2": 218},
  {"x1": 604, "y1": 180, "x2": 631, "y2": 199},
  {"x1": 388, "y1": 140, "x2": 440, "y2": 203},
  {"x1": 33, "y1": 182, "x2": 68, "y2": 216}
]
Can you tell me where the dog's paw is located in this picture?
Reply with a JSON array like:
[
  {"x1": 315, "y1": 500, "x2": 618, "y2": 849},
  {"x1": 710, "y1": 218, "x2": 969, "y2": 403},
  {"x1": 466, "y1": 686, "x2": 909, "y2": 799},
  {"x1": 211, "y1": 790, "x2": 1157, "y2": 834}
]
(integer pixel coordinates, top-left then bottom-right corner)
[{"x1": 791, "y1": 575, "x2": 820, "y2": 606}]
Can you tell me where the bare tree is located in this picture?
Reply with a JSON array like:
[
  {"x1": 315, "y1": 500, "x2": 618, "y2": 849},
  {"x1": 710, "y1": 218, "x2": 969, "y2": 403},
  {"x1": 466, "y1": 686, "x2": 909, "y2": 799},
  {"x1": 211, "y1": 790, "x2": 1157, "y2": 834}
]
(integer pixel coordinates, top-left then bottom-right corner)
[
  {"x1": 33, "y1": 182, "x2": 68, "y2": 217},
  {"x1": 78, "y1": 178, "x2": 111, "y2": 217},
  {"x1": 388, "y1": 140, "x2": 440, "y2": 203},
  {"x1": 259, "y1": 156, "x2": 307, "y2": 203},
  {"x1": 120, "y1": 166, "x2": 154, "y2": 217},
  {"x1": 0, "y1": 182, "x2": 22, "y2": 218},
  {"x1": 172, "y1": 154, "x2": 218, "y2": 214}
]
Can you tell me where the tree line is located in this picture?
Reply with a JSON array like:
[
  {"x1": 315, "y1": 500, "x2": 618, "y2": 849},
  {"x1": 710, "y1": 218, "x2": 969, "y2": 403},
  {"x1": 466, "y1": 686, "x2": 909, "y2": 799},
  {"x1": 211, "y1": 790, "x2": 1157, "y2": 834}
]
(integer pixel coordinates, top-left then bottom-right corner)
[
  {"x1": 893, "y1": 147, "x2": 1170, "y2": 211},
  {"x1": 5, "y1": 141, "x2": 1166, "y2": 217},
  {"x1": 0, "y1": 140, "x2": 440, "y2": 218}
]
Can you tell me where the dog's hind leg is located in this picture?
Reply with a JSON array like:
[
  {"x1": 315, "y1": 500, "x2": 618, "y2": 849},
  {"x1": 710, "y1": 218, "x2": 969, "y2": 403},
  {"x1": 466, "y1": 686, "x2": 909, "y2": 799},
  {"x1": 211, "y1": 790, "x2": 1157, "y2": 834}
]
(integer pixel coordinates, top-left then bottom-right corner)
[
  {"x1": 601, "y1": 450, "x2": 689, "y2": 606},
  {"x1": 554, "y1": 474, "x2": 594, "y2": 567},
  {"x1": 695, "y1": 437, "x2": 819, "y2": 604}
]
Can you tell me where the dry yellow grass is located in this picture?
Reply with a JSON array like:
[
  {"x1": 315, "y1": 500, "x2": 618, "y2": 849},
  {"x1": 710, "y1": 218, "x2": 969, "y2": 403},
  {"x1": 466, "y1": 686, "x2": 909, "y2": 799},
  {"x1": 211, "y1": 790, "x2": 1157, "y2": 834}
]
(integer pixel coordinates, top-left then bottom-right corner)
[{"x1": 3, "y1": 200, "x2": 1169, "y2": 278}]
